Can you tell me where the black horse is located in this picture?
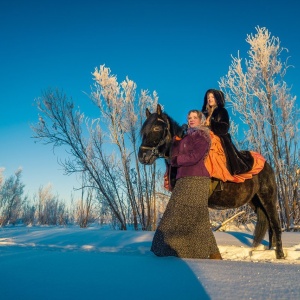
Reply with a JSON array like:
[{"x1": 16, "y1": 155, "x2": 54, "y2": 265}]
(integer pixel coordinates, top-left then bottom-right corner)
[{"x1": 138, "y1": 104, "x2": 284, "y2": 259}]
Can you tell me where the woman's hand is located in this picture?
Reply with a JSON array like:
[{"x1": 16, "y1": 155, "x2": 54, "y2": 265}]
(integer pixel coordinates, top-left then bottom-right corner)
[
  {"x1": 204, "y1": 116, "x2": 211, "y2": 126},
  {"x1": 205, "y1": 106, "x2": 216, "y2": 126}
]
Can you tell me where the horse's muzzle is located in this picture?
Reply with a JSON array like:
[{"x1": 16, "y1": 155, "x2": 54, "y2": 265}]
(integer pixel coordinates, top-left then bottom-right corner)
[{"x1": 138, "y1": 147, "x2": 157, "y2": 165}]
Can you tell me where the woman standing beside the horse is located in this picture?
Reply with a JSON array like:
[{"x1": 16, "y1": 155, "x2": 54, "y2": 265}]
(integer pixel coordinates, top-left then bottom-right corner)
[
  {"x1": 202, "y1": 89, "x2": 254, "y2": 176},
  {"x1": 151, "y1": 110, "x2": 222, "y2": 259}
]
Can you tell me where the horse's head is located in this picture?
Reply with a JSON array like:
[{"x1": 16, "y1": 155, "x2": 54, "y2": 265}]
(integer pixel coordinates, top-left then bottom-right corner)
[{"x1": 138, "y1": 104, "x2": 173, "y2": 165}]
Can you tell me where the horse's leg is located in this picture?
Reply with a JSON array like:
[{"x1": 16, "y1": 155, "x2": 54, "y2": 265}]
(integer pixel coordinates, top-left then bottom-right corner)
[
  {"x1": 263, "y1": 206, "x2": 284, "y2": 259},
  {"x1": 251, "y1": 196, "x2": 277, "y2": 251},
  {"x1": 269, "y1": 219, "x2": 282, "y2": 252},
  {"x1": 257, "y1": 165, "x2": 284, "y2": 259},
  {"x1": 268, "y1": 228, "x2": 274, "y2": 248},
  {"x1": 265, "y1": 208, "x2": 284, "y2": 259},
  {"x1": 269, "y1": 227, "x2": 279, "y2": 251},
  {"x1": 254, "y1": 194, "x2": 284, "y2": 258}
]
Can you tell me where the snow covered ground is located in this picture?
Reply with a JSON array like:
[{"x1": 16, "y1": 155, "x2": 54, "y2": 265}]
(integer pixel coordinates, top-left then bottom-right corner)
[{"x1": 0, "y1": 225, "x2": 299, "y2": 299}]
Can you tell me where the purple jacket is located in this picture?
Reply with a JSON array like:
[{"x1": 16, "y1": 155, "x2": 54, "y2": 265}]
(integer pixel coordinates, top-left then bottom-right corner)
[{"x1": 170, "y1": 127, "x2": 211, "y2": 179}]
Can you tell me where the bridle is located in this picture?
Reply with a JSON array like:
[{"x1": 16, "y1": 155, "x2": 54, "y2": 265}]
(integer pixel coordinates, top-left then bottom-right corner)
[{"x1": 140, "y1": 117, "x2": 172, "y2": 160}]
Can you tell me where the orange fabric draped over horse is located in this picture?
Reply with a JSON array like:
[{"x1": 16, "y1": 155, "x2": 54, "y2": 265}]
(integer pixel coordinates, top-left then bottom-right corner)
[{"x1": 205, "y1": 131, "x2": 265, "y2": 183}]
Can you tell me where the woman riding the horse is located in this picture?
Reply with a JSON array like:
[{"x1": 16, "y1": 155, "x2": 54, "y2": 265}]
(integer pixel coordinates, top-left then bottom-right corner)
[
  {"x1": 202, "y1": 89, "x2": 254, "y2": 175},
  {"x1": 200, "y1": 89, "x2": 266, "y2": 183}
]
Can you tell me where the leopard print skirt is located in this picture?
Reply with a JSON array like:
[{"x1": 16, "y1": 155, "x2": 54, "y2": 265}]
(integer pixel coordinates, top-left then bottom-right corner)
[{"x1": 151, "y1": 176, "x2": 220, "y2": 259}]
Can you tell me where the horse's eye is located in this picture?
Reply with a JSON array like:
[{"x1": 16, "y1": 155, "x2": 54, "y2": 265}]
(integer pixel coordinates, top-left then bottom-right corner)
[{"x1": 153, "y1": 126, "x2": 162, "y2": 132}]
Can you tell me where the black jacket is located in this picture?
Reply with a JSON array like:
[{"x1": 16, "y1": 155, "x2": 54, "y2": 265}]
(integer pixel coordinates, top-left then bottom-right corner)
[{"x1": 208, "y1": 107, "x2": 254, "y2": 175}]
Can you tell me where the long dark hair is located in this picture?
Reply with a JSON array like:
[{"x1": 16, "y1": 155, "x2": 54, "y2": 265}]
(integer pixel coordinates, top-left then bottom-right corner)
[{"x1": 201, "y1": 89, "x2": 225, "y2": 113}]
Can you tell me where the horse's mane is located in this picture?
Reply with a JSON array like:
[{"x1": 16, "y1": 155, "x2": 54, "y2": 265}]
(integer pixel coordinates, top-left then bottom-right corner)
[
  {"x1": 140, "y1": 111, "x2": 182, "y2": 137},
  {"x1": 164, "y1": 112, "x2": 182, "y2": 136}
]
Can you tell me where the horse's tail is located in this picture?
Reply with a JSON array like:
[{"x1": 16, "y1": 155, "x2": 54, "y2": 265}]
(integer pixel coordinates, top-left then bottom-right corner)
[{"x1": 252, "y1": 203, "x2": 269, "y2": 248}]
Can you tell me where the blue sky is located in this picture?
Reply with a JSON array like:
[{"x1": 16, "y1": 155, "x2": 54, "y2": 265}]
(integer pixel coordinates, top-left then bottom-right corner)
[{"x1": 1, "y1": 0, "x2": 299, "y2": 201}]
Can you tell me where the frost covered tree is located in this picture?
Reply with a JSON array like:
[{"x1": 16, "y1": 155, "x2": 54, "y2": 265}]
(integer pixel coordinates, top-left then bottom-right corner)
[
  {"x1": 219, "y1": 27, "x2": 300, "y2": 230},
  {"x1": 36, "y1": 184, "x2": 68, "y2": 225},
  {"x1": 74, "y1": 178, "x2": 96, "y2": 228},
  {"x1": 22, "y1": 201, "x2": 36, "y2": 226},
  {"x1": 90, "y1": 66, "x2": 161, "y2": 230},
  {"x1": 0, "y1": 168, "x2": 25, "y2": 226},
  {"x1": 32, "y1": 66, "x2": 160, "y2": 230}
]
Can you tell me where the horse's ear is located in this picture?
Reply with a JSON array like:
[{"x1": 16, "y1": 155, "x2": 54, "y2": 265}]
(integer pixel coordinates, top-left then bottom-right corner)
[
  {"x1": 146, "y1": 108, "x2": 151, "y2": 118},
  {"x1": 157, "y1": 104, "x2": 162, "y2": 116}
]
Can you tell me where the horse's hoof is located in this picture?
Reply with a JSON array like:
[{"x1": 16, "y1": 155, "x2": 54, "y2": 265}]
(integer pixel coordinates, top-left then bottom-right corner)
[
  {"x1": 276, "y1": 252, "x2": 285, "y2": 259},
  {"x1": 209, "y1": 252, "x2": 223, "y2": 260}
]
